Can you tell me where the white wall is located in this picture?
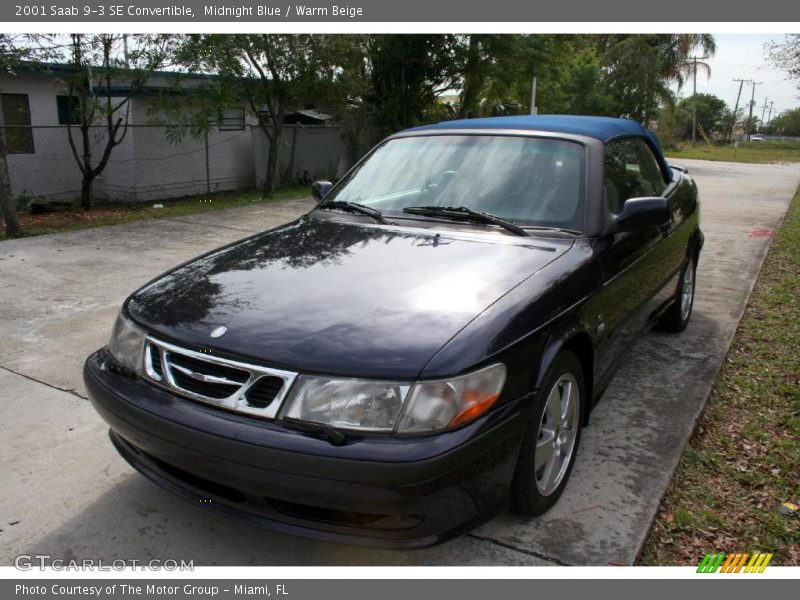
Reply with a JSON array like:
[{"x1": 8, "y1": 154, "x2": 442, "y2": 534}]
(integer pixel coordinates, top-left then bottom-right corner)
[
  {"x1": 1, "y1": 72, "x2": 109, "y2": 201},
  {"x1": 98, "y1": 96, "x2": 255, "y2": 202},
  {"x1": 252, "y1": 125, "x2": 346, "y2": 188},
  {"x1": 1, "y1": 72, "x2": 255, "y2": 203}
]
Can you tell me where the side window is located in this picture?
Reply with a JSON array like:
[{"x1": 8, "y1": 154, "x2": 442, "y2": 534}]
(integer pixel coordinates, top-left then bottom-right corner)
[
  {"x1": 634, "y1": 139, "x2": 666, "y2": 196},
  {"x1": 603, "y1": 138, "x2": 665, "y2": 213}
]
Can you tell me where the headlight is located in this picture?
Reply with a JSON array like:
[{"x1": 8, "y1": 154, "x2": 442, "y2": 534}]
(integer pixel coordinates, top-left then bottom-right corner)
[
  {"x1": 108, "y1": 311, "x2": 146, "y2": 374},
  {"x1": 281, "y1": 376, "x2": 409, "y2": 431},
  {"x1": 280, "y1": 363, "x2": 506, "y2": 434},
  {"x1": 395, "y1": 363, "x2": 506, "y2": 434}
]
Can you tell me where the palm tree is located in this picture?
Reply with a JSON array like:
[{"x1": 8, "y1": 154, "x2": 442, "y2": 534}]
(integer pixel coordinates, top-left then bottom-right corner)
[
  {"x1": 674, "y1": 35, "x2": 716, "y2": 144},
  {"x1": 598, "y1": 34, "x2": 716, "y2": 127},
  {"x1": 664, "y1": 34, "x2": 716, "y2": 88}
]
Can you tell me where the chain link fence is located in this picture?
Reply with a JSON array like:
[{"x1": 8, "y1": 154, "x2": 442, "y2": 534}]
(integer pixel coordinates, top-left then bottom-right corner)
[
  {"x1": 752, "y1": 135, "x2": 800, "y2": 142},
  {"x1": 252, "y1": 124, "x2": 383, "y2": 190},
  {"x1": 2, "y1": 123, "x2": 380, "y2": 209}
]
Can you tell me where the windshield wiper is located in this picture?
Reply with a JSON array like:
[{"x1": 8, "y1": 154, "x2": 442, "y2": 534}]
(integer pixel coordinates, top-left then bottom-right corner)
[
  {"x1": 402, "y1": 205, "x2": 529, "y2": 237},
  {"x1": 317, "y1": 200, "x2": 388, "y2": 224},
  {"x1": 524, "y1": 225, "x2": 582, "y2": 236}
]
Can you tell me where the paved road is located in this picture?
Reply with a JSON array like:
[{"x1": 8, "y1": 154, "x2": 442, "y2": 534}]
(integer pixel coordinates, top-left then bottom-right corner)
[{"x1": 1, "y1": 159, "x2": 798, "y2": 566}]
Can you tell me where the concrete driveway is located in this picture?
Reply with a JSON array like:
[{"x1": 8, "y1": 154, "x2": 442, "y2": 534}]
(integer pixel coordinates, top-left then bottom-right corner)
[{"x1": 1, "y1": 159, "x2": 798, "y2": 566}]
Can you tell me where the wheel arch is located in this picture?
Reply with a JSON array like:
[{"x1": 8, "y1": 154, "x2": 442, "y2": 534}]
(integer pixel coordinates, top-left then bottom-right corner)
[
  {"x1": 533, "y1": 322, "x2": 595, "y2": 426},
  {"x1": 690, "y1": 227, "x2": 704, "y2": 265}
]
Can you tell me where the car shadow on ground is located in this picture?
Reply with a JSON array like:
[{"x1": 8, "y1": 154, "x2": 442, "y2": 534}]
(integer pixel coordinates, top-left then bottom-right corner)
[
  {"x1": 17, "y1": 473, "x2": 538, "y2": 566},
  {"x1": 17, "y1": 308, "x2": 723, "y2": 567}
]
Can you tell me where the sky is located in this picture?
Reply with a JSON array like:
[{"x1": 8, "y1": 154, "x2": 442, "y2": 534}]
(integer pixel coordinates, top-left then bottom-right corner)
[{"x1": 679, "y1": 33, "x2": 799, "y2": 122}]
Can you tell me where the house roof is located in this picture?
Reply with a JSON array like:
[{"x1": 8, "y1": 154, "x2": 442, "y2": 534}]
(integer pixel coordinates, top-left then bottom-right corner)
[
  {"x1": 407, "y1": 115, "x2": 672, "y2": 181},
  {"x1": 13, "y1": 60, "x2": 220, "y2": 82},
  {"x1": 8, "y1": 61, "x2": 235, "y2": 96},
  {"x1": 7, "y1": 61, "x2": 252, "y2": 101},
  {"x1": 285, "y1": 109, "x2": 334, "y2": 122}
]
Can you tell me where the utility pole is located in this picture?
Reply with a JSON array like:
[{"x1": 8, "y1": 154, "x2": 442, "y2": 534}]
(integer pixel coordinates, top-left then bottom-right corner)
[
  {"x1": 766, "y1": 101, "x2": 775, "y2": 134},
  {"x1": 529, "y1": 75, "x2": 537, "y2": 115},
  {"x1": 746, "y1": 81, "x2": 762, "y2": 140},
  {"x1": 760, "y1": 97, "x2": 769, "y2": 133},
  {"x1": 686, "y1": 56, "x2": 708, "y2": 145},
  {"x1": 729, "y1": 78, "x2": 749, "y2": 143}
]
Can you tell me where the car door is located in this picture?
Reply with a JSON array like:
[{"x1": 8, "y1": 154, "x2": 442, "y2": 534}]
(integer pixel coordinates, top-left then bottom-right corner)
[
  {"x1": 593, "y1": 137, "x2": 673, "y2": 379},
  {"x1": 638, "y1": 140, "x2": 690, "y2": 315}
]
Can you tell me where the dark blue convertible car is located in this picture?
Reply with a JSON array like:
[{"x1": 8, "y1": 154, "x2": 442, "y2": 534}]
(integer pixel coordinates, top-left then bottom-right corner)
[{"x1": 85, "y1": 115, "x2": 702, "y2": 548}]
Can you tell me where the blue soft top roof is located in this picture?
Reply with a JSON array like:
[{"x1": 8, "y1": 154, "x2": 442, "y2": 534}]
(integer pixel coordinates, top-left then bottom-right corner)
[{"x1": 407, "y1": 115, "x2": 671, "y2": 181}]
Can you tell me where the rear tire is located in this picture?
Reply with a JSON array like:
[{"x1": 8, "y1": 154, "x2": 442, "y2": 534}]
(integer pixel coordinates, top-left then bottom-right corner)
[
  {"x1": 510, "y1": 351, "x2": 584, "y2": 517},
  {"x1": 658, "y1": 255, "x2": 696, "y2": 333}
]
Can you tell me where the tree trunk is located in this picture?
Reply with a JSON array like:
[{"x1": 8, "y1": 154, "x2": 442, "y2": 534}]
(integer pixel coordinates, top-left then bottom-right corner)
[
  {"x1": 459, "y1": 35, "x2": 483, "y2": 119},
  {"x1": 0, "y1": 104, "x2": 22, "y2": 237},
  {"x1": 0, "y1": 151, "x2": 21, "y2": 237},
  {"x1": 263, "y1": 122, "x2": 283, "y2": 195},
  {"x1": 80, "y1": 171, "x2": 94, "y2": 211}
]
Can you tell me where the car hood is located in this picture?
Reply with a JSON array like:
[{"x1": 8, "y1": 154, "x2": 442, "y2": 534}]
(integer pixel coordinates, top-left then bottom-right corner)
[{"x1": 127, "y1": 216, "x2": 573, "y2": 378}]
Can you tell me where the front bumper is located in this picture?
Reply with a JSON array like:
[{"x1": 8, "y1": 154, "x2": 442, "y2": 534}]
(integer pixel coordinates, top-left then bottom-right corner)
[{"x1": 84, "y1": 349, "x2": 528, "y2": 548}]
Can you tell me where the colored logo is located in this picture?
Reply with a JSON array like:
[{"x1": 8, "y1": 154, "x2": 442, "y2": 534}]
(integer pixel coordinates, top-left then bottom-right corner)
[{"x1": 696, "y1": 552, "x2": 773, "y2": 573}]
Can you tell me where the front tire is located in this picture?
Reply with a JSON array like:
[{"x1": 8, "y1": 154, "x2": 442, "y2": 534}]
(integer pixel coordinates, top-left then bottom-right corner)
[
  {"x1": 510, "y1": 350, "x2": 584, "y2": 517},
  {"x1": 658, "y1": 255, "x2": 696, "y2": 333}
]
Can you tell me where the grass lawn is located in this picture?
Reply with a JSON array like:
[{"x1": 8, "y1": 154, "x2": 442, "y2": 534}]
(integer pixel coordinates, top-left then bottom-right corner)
[
  {"x1": 0, "y1": 185, "x2": 310, "y2": 241},
  {"x1": 640, "y1": 186, "x2": 800, "y2": 566},
  {"x1": 666, "y1": 141, "x2": 800, "y2": 164}
]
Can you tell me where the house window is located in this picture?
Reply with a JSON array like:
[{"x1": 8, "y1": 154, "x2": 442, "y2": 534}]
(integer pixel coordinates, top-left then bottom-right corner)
[
  {"x1": 255, "y1": 110, "x2": 273, "y2": 125},
  {"x1": 56, "y1": 95, "x2": 81, "y2": 125},
  {"x1": 1, "y1": 93, "x2": 34, "y2": 154},
  {"x1": 218, "y1": 107, "x2": 245, "y2": 131}
]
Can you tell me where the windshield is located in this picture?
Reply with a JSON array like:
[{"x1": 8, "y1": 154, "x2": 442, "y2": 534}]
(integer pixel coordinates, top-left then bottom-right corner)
[{"x1": 324, "y1": 134, "x2": 585, "y2": 231}]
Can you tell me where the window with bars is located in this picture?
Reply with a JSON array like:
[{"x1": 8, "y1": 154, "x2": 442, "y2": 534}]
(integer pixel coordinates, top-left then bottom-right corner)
[
  {"x1": 56, "y1": 95, "x2": 81, "y2": 125},
  {"x1": 218, "y1": 106, "x2": 245, "y2": 131},
  {"x1": 1, "y1": 93, "x2": 34, "y2": 154}
]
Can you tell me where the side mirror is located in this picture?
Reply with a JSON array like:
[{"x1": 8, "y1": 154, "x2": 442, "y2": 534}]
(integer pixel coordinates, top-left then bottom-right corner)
[
  {"x1": 311, "y1": 180, "x2": 333, "y2": 203},
  {"x1": 613, "y1": 197, "x2": 670, "y2": 233}
]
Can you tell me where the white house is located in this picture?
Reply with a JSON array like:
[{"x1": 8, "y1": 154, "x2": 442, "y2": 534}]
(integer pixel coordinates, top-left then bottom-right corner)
[{"x1": 0, "y1": 64, "x2": 257, "y2": 204}]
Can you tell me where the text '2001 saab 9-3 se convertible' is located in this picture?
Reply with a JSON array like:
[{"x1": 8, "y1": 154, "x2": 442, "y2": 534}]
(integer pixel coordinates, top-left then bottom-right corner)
[{"x1": 85, "y1": 115, "x2": 703, "y2": 549}]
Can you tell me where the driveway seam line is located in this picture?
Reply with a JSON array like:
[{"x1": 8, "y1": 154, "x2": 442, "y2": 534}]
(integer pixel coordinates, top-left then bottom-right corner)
[
  {"x1": 465, "y1": 532, "x2": 570, "y2": 565},
  {"x1": 0, "y1": 323, "x2": 113, "y2": 357},
  {"x1": 167, "y1": 218, "x2": 261, "y2": 234},
  {"x1": 0, "y1": 364, "x2": 87, "y2": 400}
]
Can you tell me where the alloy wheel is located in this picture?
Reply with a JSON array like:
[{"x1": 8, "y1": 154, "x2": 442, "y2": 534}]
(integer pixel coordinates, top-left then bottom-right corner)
[
  {"x1": 534, "y1": 373, "x2": 580, "y2": 496},
  {"x1": 681, "y1": 258, "x2": 695, "y2": 321}
]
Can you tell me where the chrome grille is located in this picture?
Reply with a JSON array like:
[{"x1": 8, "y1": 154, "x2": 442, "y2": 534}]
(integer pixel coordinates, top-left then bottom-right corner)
[
  {"x1": 143, "y1": 337, "x2": 297, "y2": 419},
  {"x1": 147, "y1": 344, "x2": 164, "y2": 380},
  {"x1": 245, "y1": 376, "x2": 286, "y2": 408}
]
